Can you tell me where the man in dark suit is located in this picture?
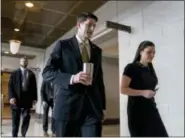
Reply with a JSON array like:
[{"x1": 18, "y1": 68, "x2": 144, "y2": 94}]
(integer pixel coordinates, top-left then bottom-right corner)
[
  {"x1": 42, "y1": 12, "x2": 106, "y2": 137},
  {"x1": 40, "y1": 81, "x2": 55, "y2": 137},
  {"x1": 8, "y1": 57, "x2": 37, "y2": 137}
]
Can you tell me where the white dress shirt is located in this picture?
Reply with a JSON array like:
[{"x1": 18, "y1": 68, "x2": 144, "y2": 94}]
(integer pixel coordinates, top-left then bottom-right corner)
[
  {"x1": 70, "y1": 35, "x2": 91, "y2": 84},
  {"x1": 75, "y1": 34, "x2": 91, "y2": 58},
  {"x1": 20, "y1": 67, "x2": 29, "y2": 89}
]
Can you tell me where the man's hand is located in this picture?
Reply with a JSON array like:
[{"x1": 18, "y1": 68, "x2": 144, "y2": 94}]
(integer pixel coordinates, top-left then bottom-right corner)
[
  {"x1": 73, "y1": 71, "x2": 92, "y2": 86},
  {"x1": 33, "y1": 100, "x2": 37, "y2": 105},
  {"x1": 10, "y1": 98, "x2": 16, "y2": 105},
  {"x1": 42, "y1": 101, "x2": 48, "y2": 108}
]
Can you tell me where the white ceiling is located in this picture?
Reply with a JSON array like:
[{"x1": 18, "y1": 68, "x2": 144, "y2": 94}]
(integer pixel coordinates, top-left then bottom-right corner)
[
  {"x1": 92, "y1": 29, "x2": 118, "y2": 58},
  {"x1": 1, "y1": 42, "x2": 45, "y2": 57}
]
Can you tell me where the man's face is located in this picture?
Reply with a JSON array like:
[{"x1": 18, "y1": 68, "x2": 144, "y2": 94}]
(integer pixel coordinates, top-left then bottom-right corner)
[
  {"x1": 77, "y1": 18, "x2": 97, "y2": 39},
  {"x1": 20, "y1": 58, "x2": 28, "y2": 68}
]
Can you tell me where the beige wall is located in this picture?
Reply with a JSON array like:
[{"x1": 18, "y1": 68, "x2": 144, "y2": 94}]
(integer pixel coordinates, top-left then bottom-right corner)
[{"x1": 102, "y1": 57, "x2": 119, "y2": 119}]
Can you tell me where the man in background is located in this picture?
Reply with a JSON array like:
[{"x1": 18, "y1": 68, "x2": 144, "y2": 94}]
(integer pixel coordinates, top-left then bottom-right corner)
[
  {"x1": 8, "y1": 57, "x2": 37, "y2": 137},
  {"x1": 41, "y1": 80, "x2": 55, "y2": 137}
]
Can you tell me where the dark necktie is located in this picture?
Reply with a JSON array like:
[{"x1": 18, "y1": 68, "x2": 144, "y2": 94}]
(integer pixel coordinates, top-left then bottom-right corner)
[
  {"x1": 22, "y1": 69, "x2": 28, "y2": 91},
  {"x1": 81, "y1": 42, "x2": 89, "y2": 63}
]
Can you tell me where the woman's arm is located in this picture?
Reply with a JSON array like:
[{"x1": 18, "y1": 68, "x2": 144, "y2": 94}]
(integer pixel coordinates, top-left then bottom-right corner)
[
  {"x1": 121, "y1": 75, "x2": 155, "y2": 98},
  {"x1": 121, "y1": 75, "x2": 143, "y2": 96}
]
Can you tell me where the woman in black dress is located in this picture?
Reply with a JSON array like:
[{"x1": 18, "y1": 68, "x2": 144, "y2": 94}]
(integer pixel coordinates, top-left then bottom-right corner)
[{"x1": 121, "y1": 41, "x2": 168, "y2": 137}]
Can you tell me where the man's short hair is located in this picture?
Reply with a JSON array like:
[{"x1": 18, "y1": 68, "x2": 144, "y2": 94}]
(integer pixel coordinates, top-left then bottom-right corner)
[{"x1": 77, "y1": 12, "x2": 98, "y2": 23}]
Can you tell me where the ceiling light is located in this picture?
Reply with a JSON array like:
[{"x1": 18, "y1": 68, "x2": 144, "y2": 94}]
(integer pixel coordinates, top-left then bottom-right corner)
[
  {"x1": 25, "y1": 2, "x2": 34, "y2": 8},
  {"x1": 4, "y1": 51, "x2": 9, "y2": 54},
  {"x1": 14, "y1": 28, "x2": 20, "y2": 32},
  {"x1": 9, "y1": 40, "x2": 21, "y2": 54}
]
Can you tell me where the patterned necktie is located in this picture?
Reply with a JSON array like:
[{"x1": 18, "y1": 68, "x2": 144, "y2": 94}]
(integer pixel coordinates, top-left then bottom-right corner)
[
  {"x1": 22, "y1": 69, "x2": 28, "y2": 91},
  {"x1": 81, "y1": 42, "x2": 89, "y2": 63}
]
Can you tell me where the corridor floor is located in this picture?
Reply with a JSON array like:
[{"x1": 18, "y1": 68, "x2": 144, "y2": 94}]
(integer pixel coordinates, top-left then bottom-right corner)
[{"x1": 1, "y1": 118, "x2": 119, "y2": 137}]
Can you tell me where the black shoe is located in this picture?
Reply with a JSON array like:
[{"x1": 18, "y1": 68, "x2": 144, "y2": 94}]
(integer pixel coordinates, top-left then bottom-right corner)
[
  {"x1": 51, "y1": 133, "x2": 56, "y2": 137},
  {"x1": 43, "y1": 131, "x2": 49, "y2": 137}
]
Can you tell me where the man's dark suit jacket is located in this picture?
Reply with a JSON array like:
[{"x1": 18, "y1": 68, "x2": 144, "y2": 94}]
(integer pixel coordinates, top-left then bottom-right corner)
[
  {"x1": 8, "y1": 68, "x2": 37, "y2": 108},
  {"x1": 42, "y1": 36, "x2": 106, "y2": 121},
  {"x1": 41, "y1": 81, "x2": 54, "y2": 103}
]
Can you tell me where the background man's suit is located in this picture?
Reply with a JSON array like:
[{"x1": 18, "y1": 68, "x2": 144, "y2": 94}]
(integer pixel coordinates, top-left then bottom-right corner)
[
  {"x1": 8, "y1": 68, "x2": 37, "y2": 137},
  {"x1": 42, "y1": 36, "x2": 106, "y2": 136},
  {"x1": 41, "y1": 81, "x2": 55, "y2": 134}
]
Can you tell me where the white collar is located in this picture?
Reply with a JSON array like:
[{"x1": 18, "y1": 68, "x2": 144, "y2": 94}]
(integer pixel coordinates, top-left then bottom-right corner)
[
  {"x1": 20, "y1": 67, "x2": 27, "y2": 71},
  {"x1": 76, "y1": 34, "x2": 89, "y2": 45}
]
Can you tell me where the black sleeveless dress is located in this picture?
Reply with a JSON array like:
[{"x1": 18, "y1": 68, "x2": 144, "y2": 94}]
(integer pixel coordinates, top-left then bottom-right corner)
[{"x1": 123, "y1": 62, "x2": 168, "y2": 137}]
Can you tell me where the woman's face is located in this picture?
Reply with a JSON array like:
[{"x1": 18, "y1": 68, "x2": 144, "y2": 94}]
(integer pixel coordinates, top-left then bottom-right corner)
[{"x1": 140, "y1": 46, "x2": 156, "y2": 63}]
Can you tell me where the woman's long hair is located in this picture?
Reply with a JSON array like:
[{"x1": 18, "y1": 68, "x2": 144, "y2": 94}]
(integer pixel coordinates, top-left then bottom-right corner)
[{"x1": 133, "y1": 41, "x2": 158, "y2": 82}]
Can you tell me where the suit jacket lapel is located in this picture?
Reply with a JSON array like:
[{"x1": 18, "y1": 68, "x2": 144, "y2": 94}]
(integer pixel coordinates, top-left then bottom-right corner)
[
  {"x1": 89, "y1": 41, "x2": 98, "y2": 81},
  {"x1": 71, "y1": 36, "x2": 83, "y2": 67},
  {"x1": 89, "y1": 40, "x2": 96, "y2": 63},
  {"x1": 17, "y1": 69, "x2": 22, "y2": 96},
  {"x1": 27, "y1": 70, "x2": 31, "y2": 86}
]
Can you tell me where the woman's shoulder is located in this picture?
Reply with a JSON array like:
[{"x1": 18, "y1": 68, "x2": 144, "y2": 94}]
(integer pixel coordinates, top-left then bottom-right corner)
[
  {"x1": 124, "y1": 62, "x2": 138, "y2": 70},
  {"x1": 123, "y1": 62, "x2": 139, "y2": 78}
]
